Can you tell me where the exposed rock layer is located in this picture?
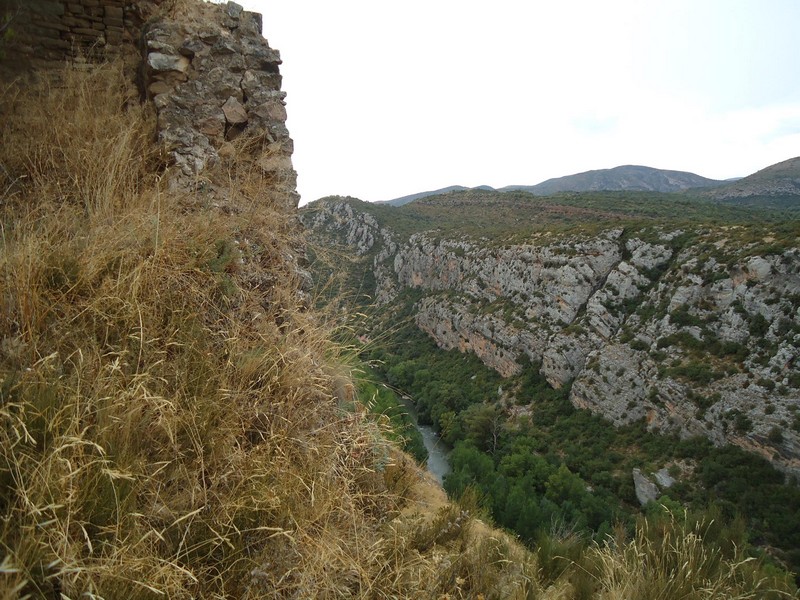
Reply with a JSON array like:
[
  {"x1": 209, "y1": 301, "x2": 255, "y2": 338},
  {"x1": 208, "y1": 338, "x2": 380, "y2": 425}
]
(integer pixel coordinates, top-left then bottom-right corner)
[{"x1": 303, "y1": 198, "x2": 800, "y2": 476}]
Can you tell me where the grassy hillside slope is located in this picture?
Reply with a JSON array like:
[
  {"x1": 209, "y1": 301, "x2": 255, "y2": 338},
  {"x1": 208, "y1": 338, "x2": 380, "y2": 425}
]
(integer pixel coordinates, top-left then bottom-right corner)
[
  {"x1": 704, "y1": 156, "x2": 800, "y2": 206},
  {"x1": 0, "y1": 62, "x2": 544, "y2": 599}
]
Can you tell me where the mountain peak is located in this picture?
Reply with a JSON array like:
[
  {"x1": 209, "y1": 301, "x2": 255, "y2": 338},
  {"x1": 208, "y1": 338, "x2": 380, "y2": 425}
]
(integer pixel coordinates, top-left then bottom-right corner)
[{"x1": 501, "y1": 165, "x2": 724, "y2": 195}]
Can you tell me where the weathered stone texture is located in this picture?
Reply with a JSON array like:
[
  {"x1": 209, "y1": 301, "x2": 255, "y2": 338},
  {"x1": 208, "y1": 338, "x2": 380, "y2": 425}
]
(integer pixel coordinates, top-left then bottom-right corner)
[
  {"x1": 138, "y1": 2, "x2": 296, "y2": 202},
  {"x1": 2, "y1": 0, "x2": 301, "y2": 230},
  {"x1": 0, "y1": 0, "x2": 166, "y2": 75}
]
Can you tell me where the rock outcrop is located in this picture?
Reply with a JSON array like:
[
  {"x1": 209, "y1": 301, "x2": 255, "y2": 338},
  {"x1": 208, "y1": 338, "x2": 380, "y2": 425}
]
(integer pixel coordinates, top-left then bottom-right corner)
[
  {"x1": 632, "y1": 468, "x2": 661, "y2": 506},
  {"x1": 302, "y1": 198, "x2": 800, "y2": 476}
]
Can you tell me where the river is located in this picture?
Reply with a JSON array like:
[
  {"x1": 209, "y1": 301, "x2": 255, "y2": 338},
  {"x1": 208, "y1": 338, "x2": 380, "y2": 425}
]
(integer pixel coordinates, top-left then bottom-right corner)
[{"x1": 399, "y1": 396, "x2": 451, "y2": 485}]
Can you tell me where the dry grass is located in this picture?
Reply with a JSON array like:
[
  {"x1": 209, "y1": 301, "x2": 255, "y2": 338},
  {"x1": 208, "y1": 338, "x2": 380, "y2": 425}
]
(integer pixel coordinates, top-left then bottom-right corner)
[{"x1": 581, "y1": 514, "x2": 797, "y2": 600}]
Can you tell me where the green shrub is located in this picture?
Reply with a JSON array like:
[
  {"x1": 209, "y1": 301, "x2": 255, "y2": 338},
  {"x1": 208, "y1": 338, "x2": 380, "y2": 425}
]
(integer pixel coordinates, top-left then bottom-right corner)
[
  {"x1": 768, "y1": 426, "x2": 784, "y2": 444},
  {"x1": 670, "y1": 306, "x2": 703, "y2": 327},
  {"x1": 749, "y1": 313, "x2": 770, "y2": 337},
  {"x1": 758, "y1": 377, "x2": 777, "y2": 391}
]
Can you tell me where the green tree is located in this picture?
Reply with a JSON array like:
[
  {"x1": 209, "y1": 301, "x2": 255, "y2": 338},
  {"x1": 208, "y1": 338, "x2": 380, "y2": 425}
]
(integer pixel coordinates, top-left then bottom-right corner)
[
  {"x1": 545, "y1": 464, "x2": 586, "y2": 505},
  {"x1": 444, "y1": 442, "x2": 495, "y2": 497},
  {"x1": 461, "y1": 403, "x2": 504, "y2": 453}
]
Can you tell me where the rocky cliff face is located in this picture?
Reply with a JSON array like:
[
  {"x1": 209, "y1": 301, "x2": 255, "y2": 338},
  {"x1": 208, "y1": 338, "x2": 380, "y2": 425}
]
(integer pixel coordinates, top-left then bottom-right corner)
[
  {"x1": 302, "y1": 198, "x2": 800, "y2": 476},
  {"x1": 5, "y1": 0, "x2": 297, "y2": 206}
]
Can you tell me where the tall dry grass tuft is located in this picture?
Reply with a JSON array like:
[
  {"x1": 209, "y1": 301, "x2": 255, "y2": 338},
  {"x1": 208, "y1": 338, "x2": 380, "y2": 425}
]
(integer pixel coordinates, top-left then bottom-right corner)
[
  {"x1": 1, "y1": 62, "x2": 154, "y2": 217},
  {"x1": 580, "y1": 512, "x2": 796, "y2": 600}
]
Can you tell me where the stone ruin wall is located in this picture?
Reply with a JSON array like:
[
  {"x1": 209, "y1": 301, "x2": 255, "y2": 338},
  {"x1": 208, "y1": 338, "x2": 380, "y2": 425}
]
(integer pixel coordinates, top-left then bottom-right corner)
[
  {"x1": 1, "y1": 0, "x2": 165, "y2": 70},
  {"x1": 2, "y1": 0, "x2": 298, "y2": 207},
  {"x1": 142, "y1": 1, "x2": 297, "y2": 204}
]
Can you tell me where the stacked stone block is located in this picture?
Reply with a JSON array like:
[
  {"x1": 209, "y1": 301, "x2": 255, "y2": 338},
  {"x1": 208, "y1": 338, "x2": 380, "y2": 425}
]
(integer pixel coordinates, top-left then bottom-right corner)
[
  {"x1": 142, "y1": 1, "x2": 298, "y2": 206},
  {"x1": 1, "y1": 0, "x2": 164, "y2": 71}
]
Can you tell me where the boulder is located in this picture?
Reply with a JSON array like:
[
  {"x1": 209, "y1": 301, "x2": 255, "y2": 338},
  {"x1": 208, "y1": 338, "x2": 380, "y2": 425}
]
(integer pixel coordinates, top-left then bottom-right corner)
[
  {"x1": 632, "y1": 468, "x2": 660, "y2": 506},
  {"x1": 222, "y1": 96, "x2": 248, "y2": 125}
]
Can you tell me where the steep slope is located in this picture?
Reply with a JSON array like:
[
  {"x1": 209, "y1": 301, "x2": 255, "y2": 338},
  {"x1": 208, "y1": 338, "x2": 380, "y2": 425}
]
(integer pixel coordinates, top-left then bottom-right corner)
[
  {"x1": 502, "y1": 165, "x2": 724, "y2": 195},
  {"x1": 704, "y1": 156, "x2": 800, "y2": 204},
  {"x1": 0, "y1": 4, "x2": 539, "y2": 598}
]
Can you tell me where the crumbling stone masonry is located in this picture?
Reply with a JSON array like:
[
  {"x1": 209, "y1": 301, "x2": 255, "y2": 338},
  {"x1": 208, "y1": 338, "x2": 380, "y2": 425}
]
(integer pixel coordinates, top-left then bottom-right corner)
[
  {"x1": 141, "y1": 1, "x2": 297, "y2": 203},
  {"x1": 0, "y1": 0, "x2": 163, "y2": 71},
  {"x1": 2, "y1": 0, "x2": 298, "y2": 207}
]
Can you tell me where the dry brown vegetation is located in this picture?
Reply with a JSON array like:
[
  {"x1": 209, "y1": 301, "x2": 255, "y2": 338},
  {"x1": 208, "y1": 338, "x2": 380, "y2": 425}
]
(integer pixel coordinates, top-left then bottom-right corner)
[
  {"x1": 0, "y1": 61, "x2": 538, "y2": 599},
  {"x1": 0, "y1": 59, "x2": 796, "y2": 599}
]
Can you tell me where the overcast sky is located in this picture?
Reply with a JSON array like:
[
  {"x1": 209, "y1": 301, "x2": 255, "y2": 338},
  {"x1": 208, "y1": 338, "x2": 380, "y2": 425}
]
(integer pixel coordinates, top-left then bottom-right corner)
[{"x1": 241, "y1": 1, "x2": 800, "y2": 204}]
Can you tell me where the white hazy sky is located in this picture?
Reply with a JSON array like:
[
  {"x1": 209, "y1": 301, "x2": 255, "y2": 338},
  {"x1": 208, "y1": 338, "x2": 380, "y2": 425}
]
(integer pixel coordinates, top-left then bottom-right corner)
[{"x1": 240, "y1": 1, "x2": 800, "y2": 204}]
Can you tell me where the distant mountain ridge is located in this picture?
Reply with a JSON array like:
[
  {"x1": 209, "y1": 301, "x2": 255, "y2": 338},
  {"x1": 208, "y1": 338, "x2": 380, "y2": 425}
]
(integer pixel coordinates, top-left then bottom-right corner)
[
  {"x1": 379, "y1": 185, "x2": 496, "y2": 207},
  {"x1": 380, "y1": 165, "x2": 726, "y2": 206},
  {"x1": 376, "y1": 158, "x2": 800, "y2": 209},
  {"x1": 501, "y1": 164, "x2": 724, "y2": 195},
  {"x1": 703, "y1": 156, "x2": 800, "y2": 203}
]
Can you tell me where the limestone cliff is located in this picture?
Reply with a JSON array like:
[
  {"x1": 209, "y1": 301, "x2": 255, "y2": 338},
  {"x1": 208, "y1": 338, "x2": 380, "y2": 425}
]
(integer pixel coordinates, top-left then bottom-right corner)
[{"x1": 302, "y1": 197, "x2": 800, "y2": 476}]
